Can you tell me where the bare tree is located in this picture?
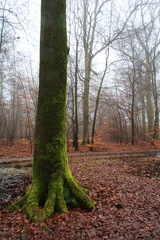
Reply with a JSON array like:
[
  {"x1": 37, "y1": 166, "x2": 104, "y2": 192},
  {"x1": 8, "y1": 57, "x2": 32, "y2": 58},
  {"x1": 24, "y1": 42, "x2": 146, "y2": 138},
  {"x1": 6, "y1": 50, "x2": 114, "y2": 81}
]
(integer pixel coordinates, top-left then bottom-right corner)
[
  {"x1": 112, "y1": 0, "x2": 160, "y2": 143},
  {"x1": 0, "y1": 0, "x2": 30, "y2": 142}
]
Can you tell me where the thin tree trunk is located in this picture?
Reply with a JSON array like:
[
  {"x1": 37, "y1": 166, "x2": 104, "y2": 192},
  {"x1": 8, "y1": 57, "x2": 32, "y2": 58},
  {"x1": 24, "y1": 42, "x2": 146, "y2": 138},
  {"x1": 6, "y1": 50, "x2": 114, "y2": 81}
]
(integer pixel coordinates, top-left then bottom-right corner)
[
  {"x1": 152, "y1": 65, "x2": 159, "y2": 143},
  {"x1": 82, "y1": 49, "x2": 90, "y2": 145},
  {"x1": 131, "y1": 76, "x2": 135, "y2": 145},
  {"x1": 82, "y1": 0, "x2": 98, "y2": 145},
  {"x1": 71, "y1": 75, "x2": 75, "y2": 147},
  {"x1": 118, "y1": 110, "x2": 123, "y2": 144},
  {"x1": 74, "y1": 40, "x2": 79, "y2": 151},
  {"x1": 142, "y1": 97, "x2": 146, "y2": 141},
  {"x1": 145, "y1": 56, "x2": 154, "y2": 133},
  {"x1": 153, "y1": 104, "x2": 159, "y2": 141},
  {"x1": 90, "y1": 54, "x2": 108, "y2": 149}
]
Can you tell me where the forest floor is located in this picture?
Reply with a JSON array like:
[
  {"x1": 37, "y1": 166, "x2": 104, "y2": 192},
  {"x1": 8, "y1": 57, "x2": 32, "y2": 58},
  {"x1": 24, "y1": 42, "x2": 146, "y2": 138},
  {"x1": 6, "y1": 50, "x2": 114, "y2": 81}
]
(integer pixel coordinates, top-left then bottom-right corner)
[
  {"x1": 0, "y1": 138, "x2": 159, "y2": 159},
  {"x1": 0, "y1": 141, "x2": 160, "y2": 239}
]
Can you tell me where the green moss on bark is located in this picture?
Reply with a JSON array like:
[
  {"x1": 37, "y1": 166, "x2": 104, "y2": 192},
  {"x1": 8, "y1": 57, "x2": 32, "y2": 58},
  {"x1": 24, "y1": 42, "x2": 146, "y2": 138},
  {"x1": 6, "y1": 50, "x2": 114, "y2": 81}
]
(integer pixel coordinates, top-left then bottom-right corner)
[
  {"x1": 11, "y1": 0, "x2": 95, "y2": 221},
  {"x1": 11, "y1": 171, "x2": 95, "y2": 221}
]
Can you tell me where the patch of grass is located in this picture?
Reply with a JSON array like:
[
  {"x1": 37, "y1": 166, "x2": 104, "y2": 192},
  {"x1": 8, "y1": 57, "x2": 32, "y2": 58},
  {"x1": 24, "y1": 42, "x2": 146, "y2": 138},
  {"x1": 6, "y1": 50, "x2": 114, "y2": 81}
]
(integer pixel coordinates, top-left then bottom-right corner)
[
  {"x1": 91, "y1": 159, "x2": 101, "y2": 164},
  {"x1": 123, "y1": 164, "x2": 129, "y2": 169},
  {"x1": 117, "y1": 187, "x2": 132, "y2": 193},
  {"x1": 115, "y1": 175, "x2": 120, "y2": 179},
  {"x1": 10, "y1": 162, "x2": 32, "y2": 169},
  {"x1": 69, "y1": 157, "x2": 79, "y2": 162},
  {"x1": 81, "y1": 166, "x2": 92, "y2": 170},
  {"x1": 112, "y1": 158, "x2": 121, "y2": 161}
]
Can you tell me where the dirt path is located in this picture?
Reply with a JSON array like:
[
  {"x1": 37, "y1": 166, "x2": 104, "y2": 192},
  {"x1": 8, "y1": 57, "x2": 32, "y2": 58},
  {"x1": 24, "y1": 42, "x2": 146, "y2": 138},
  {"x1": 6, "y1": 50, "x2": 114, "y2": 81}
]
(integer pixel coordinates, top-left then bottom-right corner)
[{"x1": 0, "y1": 149, "x2": 159, "y2": 164}]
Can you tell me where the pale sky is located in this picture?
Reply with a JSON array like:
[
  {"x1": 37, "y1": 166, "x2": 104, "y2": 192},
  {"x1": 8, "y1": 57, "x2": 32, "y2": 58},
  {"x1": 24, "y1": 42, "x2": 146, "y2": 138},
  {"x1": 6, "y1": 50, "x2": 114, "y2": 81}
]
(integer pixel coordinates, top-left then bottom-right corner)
[{"x1": 15, "y1": 1, "x2": 41, "y2": 75}]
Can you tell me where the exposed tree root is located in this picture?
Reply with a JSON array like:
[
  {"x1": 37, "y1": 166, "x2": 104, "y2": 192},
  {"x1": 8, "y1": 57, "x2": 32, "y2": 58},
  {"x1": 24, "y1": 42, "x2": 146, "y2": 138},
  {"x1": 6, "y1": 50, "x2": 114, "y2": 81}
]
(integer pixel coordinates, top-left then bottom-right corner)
[{"x1": 11, "y1": 172, "x2": 95, "y2": 221}]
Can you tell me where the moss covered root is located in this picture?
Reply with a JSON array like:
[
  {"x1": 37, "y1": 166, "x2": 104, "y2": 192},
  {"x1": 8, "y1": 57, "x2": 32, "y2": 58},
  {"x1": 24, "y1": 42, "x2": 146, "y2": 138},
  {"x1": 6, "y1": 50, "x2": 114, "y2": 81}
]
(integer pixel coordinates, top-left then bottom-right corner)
[{"x1": 11, "y1": 174, "x2": 95, "y2": 221}]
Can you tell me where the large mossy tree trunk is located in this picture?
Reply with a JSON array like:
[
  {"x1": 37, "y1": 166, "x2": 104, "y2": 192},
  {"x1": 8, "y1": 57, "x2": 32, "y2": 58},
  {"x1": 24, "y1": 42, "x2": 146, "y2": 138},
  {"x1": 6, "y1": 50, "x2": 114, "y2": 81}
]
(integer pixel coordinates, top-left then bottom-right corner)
[{"x1": 12, "y1": 0, "x2": 94, "y2": 221}]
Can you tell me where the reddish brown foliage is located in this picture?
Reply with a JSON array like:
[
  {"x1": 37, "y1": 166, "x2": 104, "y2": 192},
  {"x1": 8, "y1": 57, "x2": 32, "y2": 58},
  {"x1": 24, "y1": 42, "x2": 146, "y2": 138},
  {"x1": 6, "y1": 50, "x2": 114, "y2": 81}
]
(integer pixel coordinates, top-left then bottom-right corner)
[
  {"x1": 0, "y1": 138, "x2": 158, "y2": 159},
  {"x1": 69, "y1": 141, "x2": 158, "y2": 153},
  {"x1": 0, "y1": 139, "x2": 33, "y2": 159}
]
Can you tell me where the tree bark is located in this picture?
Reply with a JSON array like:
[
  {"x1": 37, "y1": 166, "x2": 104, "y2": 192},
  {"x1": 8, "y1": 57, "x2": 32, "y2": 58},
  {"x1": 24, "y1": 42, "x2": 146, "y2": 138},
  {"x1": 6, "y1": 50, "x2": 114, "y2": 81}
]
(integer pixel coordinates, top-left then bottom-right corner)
[
  {"x1": 152, "y1": 65, "x2": 159, "y2": 143},
  {"x1": 74, "y1": 39, "x2": 79, "y2": 150},
  {"x1": 82, "y1": 72, "x2": 90, "y2": 145},
  {"x1": 145, "y1": 65, "x2": 154, "y2": 133},
  {"x1": 12, "y1": 0, "x2": 94, "y2": 221},
  {"x1": 82, "y1": 34, "x2": 90, "y2": 144},
  {"x1": 82, "y1": 0, "x2": 98, "y2": 145},
  {"x1": 90, "y1": 52, "x2": 108, "y2": 149}
]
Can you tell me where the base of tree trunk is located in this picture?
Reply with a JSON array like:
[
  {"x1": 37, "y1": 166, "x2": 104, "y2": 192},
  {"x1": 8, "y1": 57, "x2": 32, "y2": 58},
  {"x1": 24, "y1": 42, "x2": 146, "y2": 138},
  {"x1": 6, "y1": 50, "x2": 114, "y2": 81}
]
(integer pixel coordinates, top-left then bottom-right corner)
[
  {"x1": 74, "y1": 146, "x2": 79, "y2": 151},
  {"x1": 81, "y1": 138, "x2": 90, "y2": 146},
  {"x1": 11, "y1": 171, "x2": 95, "y2": 221}
]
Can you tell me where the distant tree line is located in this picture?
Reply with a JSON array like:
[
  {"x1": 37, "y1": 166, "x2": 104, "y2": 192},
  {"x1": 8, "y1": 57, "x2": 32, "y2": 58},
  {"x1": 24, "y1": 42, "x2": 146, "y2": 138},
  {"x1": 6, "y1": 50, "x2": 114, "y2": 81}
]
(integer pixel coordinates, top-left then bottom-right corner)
[{"x1": 0, "y1": 0, "x2": 159, "y2": 148}]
